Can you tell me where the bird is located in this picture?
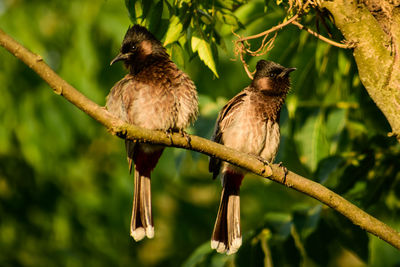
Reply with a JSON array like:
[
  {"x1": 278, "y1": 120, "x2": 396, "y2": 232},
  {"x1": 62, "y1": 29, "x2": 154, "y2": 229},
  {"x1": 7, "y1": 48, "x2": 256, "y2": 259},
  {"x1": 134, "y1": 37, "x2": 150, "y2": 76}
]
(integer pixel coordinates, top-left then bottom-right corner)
[
  {"x1": 209, "y1": 60, "x2": 295, "y2": 254},
  {"x1": 106, "y1": 25, "x2": 198, "y2": 241}
]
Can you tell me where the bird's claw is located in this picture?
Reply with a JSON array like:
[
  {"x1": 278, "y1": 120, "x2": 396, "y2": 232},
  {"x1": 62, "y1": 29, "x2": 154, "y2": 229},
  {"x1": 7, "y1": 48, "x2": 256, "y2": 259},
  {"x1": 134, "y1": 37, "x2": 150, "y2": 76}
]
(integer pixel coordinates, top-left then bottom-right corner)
[
  {"x1": 257, "y1": 156, "x2": 270, "y2": 166},
  {"x1": 179, "y1": 129, "x2": 192, "y2": 148},
  {"x1": 165, "y1": 129, "x2": 173, "y2": 145},
  {"x1": 116, "y1": 129, "x2": 128, "y2": 138},
  {"x1": 257, "y1": 156, "x2": 272, "y2": 175},
  {"x1": 278, "y1": 162, "x2": 288, "y2": 184}
]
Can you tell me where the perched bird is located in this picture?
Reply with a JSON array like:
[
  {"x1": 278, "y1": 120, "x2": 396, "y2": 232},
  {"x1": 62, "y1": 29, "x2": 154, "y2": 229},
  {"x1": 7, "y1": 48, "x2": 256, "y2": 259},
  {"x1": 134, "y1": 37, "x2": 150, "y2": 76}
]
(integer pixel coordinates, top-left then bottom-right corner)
[
  {"x1": 106, "y1": 25, "x2": 198, "y2": 241},
  {"x1": 209, "y1": 60, "x2": 295, "y2": 254}
]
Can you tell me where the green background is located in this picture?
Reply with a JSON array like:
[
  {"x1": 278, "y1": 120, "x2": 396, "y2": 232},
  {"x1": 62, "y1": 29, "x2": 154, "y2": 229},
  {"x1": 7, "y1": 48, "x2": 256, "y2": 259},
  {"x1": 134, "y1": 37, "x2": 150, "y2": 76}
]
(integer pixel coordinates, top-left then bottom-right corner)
[{"x1": 0, "y1": 0, "x2": 399, "y2": 266}]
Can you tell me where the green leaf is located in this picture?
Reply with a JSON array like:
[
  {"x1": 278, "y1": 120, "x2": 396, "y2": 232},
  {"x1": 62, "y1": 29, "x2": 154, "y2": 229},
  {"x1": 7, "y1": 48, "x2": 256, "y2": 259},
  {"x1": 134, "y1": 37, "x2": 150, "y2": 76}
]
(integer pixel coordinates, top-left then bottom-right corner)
[
  {"x1": 134, "y1": 0, "x2": 143, "y2": 23},
  {"x1": 191, "y1": 35, "x2": 219, "y2": 77},
  {"x1": 222, "y1": 13, "x2": 238, "y2": 26},
  {"x1": 163, "y1": 16, "x2": 184, "y2": 46},
  {"x1": 167, "y1": 42, "x2": 185, "y2": 68},
  {"x1": 146, "y1": 0, "x2": 163, "y2": 35},
  {"x1": 295, "y1": 111, "x2": 330, "y2": 172},
  {"x1": 141, "y1": 0, "x2": 153, "y2": 20},
  {"x1": 182, "y1": 242, "x2": 213, "y2": 267},
  {"x1": 124, "y1": 0, "x2": 137, "y2": 22}
]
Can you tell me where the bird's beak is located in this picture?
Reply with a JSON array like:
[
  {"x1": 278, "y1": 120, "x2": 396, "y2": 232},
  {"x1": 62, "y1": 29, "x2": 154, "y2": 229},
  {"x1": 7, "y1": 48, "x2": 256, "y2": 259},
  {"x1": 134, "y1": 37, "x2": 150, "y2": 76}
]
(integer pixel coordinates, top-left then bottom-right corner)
[
  {"x1": 278, "y1": 67, "x2": 296, "y2": 78},
  {"x1": 110, "y1": 52, "x2": 129, "y2": 66}
]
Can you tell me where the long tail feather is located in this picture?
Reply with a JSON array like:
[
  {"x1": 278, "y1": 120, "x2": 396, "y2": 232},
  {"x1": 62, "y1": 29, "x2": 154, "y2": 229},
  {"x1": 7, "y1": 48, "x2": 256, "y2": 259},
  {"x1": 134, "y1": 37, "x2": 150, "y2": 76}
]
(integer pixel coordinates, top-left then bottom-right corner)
[
  {"x1": 211, "y1": 172, "x2": 243, "y2": 254},
  {"x1": 130, "y1": 168, "x2": 154, "y2": 241}
]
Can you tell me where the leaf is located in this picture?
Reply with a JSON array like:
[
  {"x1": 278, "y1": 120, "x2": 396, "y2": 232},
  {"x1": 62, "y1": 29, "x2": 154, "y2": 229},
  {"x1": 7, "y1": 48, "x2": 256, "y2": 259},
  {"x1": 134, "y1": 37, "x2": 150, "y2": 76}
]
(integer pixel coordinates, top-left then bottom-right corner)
[
  {"x1": 315, "y1": 156, "x2": 343, "y2": 184},
  {"x1": 292, "y1": 205, "x2": 322, "y2": 239},
  {"x1": 222, "y1": 13, "x2": 239, "y2": 26},
  {"x1": 167, "y1": 42, "x2": 185, "y2": 68},
  {"x1": 326, "y1": 108, "x2": 346, "y2": 153},
  {"x1": 295, "y1": 111, "x2": 330, "y2": 172},
  {"x1": 146, "y1": 0, "x2": 163, "y2": 36},
  {"x1": 191, "y1": 35, "x2": 219, "y2": 77},
  {"x1": 182, "y1": 242, "x2": 213, "y2": 267},
  {"x1": 124, "y1": 0, "x2": 137, "y2": 22},
  {"x1": 141, "y1": 0, "x2": 153, "y2": 21},
  {"x1": 163, "y1": 16, "x2": 184, "y2": 46}
]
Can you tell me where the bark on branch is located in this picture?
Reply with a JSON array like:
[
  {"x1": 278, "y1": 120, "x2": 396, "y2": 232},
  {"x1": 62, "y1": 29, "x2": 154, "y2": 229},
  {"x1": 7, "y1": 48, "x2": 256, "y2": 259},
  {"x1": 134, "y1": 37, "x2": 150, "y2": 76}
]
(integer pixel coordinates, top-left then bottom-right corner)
[
  {"x1": 1, "y1": 28, "x2": 399, "y2": 250},
  {"x1": 321, "y1": 0, "x2": 400, "y2": 142}
]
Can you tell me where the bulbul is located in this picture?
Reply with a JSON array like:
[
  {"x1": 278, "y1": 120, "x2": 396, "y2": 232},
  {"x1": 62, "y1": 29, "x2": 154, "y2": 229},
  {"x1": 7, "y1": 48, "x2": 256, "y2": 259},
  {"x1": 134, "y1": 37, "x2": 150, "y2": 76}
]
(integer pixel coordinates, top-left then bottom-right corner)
[
  {"x1": 209, "y1": 60, "x2": 295, "y2": 254},
  {"x1": 106, "y1": 25, "x2": 198, "y2": 241}
]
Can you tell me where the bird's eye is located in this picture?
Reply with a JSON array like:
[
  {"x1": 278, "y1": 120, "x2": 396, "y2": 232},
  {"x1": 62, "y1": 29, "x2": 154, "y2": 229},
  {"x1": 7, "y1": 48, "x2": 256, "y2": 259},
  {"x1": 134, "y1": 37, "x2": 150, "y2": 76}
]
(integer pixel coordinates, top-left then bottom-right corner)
[
  {"x1": 131, "y1": 45, "x2": 136, "y2": 50},
  {"x1": 269, "y1": 73, "x2": 276, "y2": 77}
]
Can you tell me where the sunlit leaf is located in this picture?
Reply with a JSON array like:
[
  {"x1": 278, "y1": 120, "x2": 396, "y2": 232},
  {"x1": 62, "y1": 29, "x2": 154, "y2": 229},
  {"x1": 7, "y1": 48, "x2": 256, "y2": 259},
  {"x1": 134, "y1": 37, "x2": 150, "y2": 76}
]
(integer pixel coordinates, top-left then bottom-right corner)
[
  {"x1": 191, "y1": 35, "x2": 219, "y2": 77},
  {"x1": 163, "y1": 16, "x2": 184, "y2": 46}
]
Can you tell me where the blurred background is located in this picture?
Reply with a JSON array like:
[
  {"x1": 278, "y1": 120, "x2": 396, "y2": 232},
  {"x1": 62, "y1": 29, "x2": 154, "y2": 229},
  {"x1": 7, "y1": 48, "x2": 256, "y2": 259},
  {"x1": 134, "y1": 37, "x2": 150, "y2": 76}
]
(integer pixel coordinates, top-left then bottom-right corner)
[{"x1": 0, "y1": 0, "x2": 400, "y2": 266}]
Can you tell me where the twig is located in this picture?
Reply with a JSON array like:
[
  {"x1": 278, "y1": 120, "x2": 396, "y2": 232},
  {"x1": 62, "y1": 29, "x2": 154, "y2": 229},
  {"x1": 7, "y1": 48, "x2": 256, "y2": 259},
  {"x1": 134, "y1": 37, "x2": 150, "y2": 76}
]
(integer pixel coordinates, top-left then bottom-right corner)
[
  {"x1": 291, "y1": 20, "x2": 355, "y2": 49},
  {"x1": 1, "y1": 28, "x2": 400, "y2": 251},
  {"x1": 233, "y1": 0, "x2": 354, "y2": 79}
]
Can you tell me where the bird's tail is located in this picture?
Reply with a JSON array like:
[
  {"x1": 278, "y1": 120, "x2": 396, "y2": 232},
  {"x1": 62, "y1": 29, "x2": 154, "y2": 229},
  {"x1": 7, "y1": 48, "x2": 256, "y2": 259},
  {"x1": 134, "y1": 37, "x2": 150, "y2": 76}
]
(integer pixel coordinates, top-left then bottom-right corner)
[
  {"x1": 211, "y1": 171, "x2": 244, "y2": 254},
  {"x1": 128, "y1": 143, "x2": 163, "y2": 241},
  {"x1": 130, "y1": 168, "x2": 154, "y2": 241}
]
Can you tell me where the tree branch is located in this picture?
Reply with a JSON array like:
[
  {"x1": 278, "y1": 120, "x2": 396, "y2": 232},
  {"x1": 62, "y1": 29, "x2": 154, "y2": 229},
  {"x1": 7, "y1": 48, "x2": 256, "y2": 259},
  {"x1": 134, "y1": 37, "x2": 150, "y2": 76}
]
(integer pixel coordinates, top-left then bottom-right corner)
[
  {"x1": 233, "y1": 1, "x2": 353, "y2": 80},
  {"x1": 1, "y1": 28, "x2": 400, "y2": 250},
  {"x1": 320, "y1": 0, "x2": 400, "y2": 142},
  {"x1": 291, "y1": 20, "x2": 356, "y2": 49}
]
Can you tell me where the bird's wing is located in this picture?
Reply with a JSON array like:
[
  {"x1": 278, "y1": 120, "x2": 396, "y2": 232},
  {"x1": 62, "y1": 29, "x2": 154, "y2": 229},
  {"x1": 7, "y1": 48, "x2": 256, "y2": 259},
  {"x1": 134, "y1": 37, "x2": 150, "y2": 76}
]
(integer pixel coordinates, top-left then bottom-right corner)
[
  {"x1": 106, "y1": 75, "x2": 139, "y2": 171},
  {"x1": 106, "y1": 74, "x2": 135, "y2": 122},
  {"x1": 209, "y1": 89, "x2": 247, "y2": 179}
]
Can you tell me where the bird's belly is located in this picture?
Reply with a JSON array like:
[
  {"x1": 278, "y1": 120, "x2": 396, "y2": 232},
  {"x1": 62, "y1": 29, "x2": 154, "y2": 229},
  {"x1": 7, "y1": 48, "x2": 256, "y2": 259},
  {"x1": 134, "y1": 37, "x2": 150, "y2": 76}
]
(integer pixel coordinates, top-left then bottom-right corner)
[
  {"x1": 222, "y1": 116, "x2": 266, "y2": 155},
  {"x1": 222, "y1": 117, "x2": 280, "y2": 163},
  {"x1": 130, "y1": 91, "x2": 177, "y2": 131},
  {"x1": 259, "y1": 120, "x2": 280, "y2": 162}
]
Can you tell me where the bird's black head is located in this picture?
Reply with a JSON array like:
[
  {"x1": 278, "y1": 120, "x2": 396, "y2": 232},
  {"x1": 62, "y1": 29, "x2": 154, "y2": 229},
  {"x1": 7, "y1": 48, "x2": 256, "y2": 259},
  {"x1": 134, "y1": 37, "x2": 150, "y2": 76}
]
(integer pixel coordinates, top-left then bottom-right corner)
[
  {"x1": 110, "y1": 25, "x2": 168, "y2": 73},
  {"x1": 252, "y1": 60, "x2": 296, "y2": 94}
]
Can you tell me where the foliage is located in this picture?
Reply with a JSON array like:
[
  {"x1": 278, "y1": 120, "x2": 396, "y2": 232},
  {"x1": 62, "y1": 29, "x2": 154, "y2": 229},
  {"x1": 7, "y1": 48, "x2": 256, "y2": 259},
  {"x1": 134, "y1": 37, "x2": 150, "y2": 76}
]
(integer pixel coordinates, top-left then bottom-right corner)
[{"x1": 0, "y1": 0, "x2": 399, "y2": 266}]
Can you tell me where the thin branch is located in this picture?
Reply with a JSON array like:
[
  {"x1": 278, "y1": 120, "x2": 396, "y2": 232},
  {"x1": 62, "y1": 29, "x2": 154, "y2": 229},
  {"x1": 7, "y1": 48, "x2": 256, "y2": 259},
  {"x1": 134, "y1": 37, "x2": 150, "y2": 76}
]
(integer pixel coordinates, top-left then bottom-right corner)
[
  {"x1": 291, "y1": 20, "x2": 356, "y2": 49},
  {"x1": 1, "y1": 28, "x2": 400, "y2": 250},
  {"x1": 233, "y1": 0, "x2": 354, "y2": 79},
  {"x1": 235, "y1": 13, "x2": 301, "y2": 43}
]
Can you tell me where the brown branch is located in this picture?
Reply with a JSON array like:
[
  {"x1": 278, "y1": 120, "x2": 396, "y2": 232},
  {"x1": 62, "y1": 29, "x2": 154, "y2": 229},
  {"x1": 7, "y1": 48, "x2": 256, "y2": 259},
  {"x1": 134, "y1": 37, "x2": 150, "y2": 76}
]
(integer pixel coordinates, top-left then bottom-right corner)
[
  {"x1": 233, "y1": 0, "x2": 354, "y2": 79},
  {"x1": 291, "y1": 20, "x2": 355, "y2": 49},
  {"x1": 320, "y1": 0, "x2": 400, "y2": 142},
  {"x1": 1, "y1": 28, "x2": 400, "y2": 250},
  {"x1": 236, "y1": 13, "x2": 301, "y2": 43}
]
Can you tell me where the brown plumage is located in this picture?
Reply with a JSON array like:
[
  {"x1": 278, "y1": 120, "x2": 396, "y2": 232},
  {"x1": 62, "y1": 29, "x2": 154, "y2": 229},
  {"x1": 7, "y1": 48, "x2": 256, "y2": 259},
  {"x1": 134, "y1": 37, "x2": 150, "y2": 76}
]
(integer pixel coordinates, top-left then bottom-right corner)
[
  {"x1": 209, "y1": 60, "x2": 295, "y2": 254},
  {"x1": 106, "y1": 25, "x2": 198, "y2": 241}
]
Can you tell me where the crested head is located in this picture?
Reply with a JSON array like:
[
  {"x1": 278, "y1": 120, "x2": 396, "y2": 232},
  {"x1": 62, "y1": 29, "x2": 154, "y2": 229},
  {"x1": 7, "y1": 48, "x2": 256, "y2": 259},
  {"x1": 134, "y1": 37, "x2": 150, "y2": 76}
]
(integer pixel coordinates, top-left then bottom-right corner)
[
  {"x1": 110, "y1": 25, "x2": 169, "y2": 72},
  {"x1": 252, "y1": 60, "x2": 296, "y2": 95}
]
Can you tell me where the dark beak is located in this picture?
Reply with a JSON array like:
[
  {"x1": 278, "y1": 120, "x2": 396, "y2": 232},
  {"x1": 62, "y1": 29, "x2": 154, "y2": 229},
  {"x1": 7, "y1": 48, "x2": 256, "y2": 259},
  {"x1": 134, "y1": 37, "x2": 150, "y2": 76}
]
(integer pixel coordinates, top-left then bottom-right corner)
[
  {"x1": 110, "y1": 52, "x2": 129, "y2": 66},
  {"x1": 278, "y1": 67, "x2": 296, "y2": 78}
]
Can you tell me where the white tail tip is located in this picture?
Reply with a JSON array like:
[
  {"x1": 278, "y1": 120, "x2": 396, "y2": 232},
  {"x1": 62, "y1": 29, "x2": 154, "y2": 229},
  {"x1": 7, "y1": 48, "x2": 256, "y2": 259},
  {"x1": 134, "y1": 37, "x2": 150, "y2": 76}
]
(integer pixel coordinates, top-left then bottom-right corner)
[
  {"x1": 211, "y1": 240, "x2": 227, "y2": 254},
  {"x1": 211, "y1": 240, "x2": 219, "y2": 249},
  {"x1": 146, "y1": 226, "x2": 154, "y2": 239},
  {"x1": 131, "y1": 227, "x2": 146, "y2": 241},
  {"x1": 227, "y1": 237, "x2": 242, "y2": 254}
]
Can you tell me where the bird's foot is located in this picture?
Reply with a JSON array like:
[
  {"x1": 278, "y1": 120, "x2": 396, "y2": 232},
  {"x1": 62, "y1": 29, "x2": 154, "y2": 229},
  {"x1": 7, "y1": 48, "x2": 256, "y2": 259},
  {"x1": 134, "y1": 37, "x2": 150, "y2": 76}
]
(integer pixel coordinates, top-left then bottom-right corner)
[
  {"x1": 278, "y1": 162, "x2": 288, "y2": 184},
  {"x1": 116, "y1": 129, "x2": 128, "y2": 139},
  {"x1": 165, "y1": 129, "x2": 173, "y2": 145},
  {"x1": 179, "y1": 129, "x2": 192, "y2": 148},
  {"x1": 257, "y1": 156, "x2": 273, "y2": 176}
]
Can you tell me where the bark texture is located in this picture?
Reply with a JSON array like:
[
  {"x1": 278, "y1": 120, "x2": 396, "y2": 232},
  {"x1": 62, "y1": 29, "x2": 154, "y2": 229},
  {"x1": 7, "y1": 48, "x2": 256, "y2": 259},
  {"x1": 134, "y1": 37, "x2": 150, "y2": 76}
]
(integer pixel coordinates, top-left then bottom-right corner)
[{"x1": 322, "y1": 0, "x2": 400, "y2": 141}]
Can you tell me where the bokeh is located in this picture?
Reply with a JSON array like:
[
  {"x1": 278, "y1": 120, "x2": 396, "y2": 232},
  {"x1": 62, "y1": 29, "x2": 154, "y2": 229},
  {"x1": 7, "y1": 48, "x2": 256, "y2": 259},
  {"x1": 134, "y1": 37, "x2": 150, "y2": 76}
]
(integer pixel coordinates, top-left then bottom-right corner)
[{"x1": 1, "y1": 0, "x2": 400, "y2": 266}]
